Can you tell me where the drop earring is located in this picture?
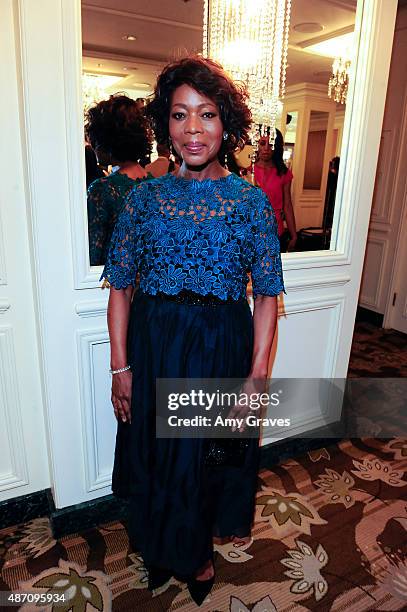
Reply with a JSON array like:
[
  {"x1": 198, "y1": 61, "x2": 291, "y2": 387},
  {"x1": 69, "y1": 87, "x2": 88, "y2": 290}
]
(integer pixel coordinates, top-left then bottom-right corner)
[
  {"x1": 168, "y1": 136, "x2": 175, "y2": 160},
  {"x1": 223, "y1": 132, "x2": 229, "y2": 168}
]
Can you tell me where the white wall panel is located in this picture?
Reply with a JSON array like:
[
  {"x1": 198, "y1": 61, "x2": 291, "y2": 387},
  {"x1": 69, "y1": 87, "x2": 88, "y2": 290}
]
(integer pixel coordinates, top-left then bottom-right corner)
[
  {"x1": 370, "y1": 130, "x2": 396, "y2": 223},
  {"x1": 0, "y1": 327, "x2": 29, "y2": 492},
  {"x1": 274, "y1": 294, "x2": 344, "y2": 378},
  {"x1": 0, "y1": 210, "x2": 7, "y2": 286},
  {"x1": 360, "y1": 238, "x2": 387, "y2": 308},
  {"x1": 77, "y1": 329, "x2": 115, "y2": 493},
  {"x1": 0, "y1": 0, "x2": 50, "y2": 503}
]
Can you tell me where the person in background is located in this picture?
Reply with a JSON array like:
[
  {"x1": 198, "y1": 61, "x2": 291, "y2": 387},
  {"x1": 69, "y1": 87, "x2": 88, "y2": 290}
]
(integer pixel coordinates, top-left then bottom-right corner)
[
  {"x1": 254, "y1": 129, "x2": 297, "y2": 252},
  {"x1": 324, "y1": 156, "x2": 340, "y2": 229},
  {"x1": 84, "y1": 142, "x2": 104, "y2": 188},
  {"x1": 135, "y1": 97, "x2": 146, "y2": 111},
  {"x1": 145, "y1": 142, "x2": 180, "y2": 177},
  {"x1": 225, "y1": 151, "x2": 242, "y2": 175},
  {"x1": 85, "y1": 94, "x2": 153, "y2": 266},
  {"x1": 134, "y1": 98, "x2": 152, "y2": 167}
]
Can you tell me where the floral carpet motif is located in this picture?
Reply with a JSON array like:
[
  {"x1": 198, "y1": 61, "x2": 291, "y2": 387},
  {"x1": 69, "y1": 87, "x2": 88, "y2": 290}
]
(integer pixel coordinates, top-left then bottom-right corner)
[
  {"x1": 0, "y1": 437, "x2": 406, "y2": 611},
  {"x1": 0, "y1": 322, "x2": 406, "y2": 610},
  {"x1": 348, "y1": 321, "x2": 407, "y2": 378}
]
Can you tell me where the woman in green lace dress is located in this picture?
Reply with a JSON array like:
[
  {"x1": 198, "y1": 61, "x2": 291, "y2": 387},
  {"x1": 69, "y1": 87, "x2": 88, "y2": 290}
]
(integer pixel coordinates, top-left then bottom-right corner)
[{"x1": 85, "y1": 94, "x2": 153, "y2": 266}]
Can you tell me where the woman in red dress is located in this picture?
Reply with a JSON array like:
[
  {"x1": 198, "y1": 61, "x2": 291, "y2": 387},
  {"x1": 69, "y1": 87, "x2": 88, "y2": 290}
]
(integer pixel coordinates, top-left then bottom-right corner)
[{"x1": 254, "y1": 129, "x2": 297, "y2": 252}]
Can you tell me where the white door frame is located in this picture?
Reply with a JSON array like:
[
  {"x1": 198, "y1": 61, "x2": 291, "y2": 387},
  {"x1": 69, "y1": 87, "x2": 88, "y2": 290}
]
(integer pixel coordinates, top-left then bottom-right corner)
[{"x1": 15, "y1": 0, "x2": 398, "y2": 508}]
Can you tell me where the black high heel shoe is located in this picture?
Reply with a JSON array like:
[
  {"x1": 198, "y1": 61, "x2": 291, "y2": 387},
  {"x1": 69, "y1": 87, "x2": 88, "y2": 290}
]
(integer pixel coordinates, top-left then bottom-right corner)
[
  {"x1": 147, "y1": 565, "x2": 173, "y2": 591},
  {"x1": 187, "y1": 560, "x2": 215, "y2": 606}
]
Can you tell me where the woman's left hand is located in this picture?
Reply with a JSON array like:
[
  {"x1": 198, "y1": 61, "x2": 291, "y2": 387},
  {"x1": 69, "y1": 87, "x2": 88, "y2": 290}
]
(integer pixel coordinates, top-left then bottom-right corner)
[
  {"x1": 226, "y1": 377, "x2": 267, "y2": 433},
  {"x1": 287, "y1": 235, "x2": 297, "y2": 251}
]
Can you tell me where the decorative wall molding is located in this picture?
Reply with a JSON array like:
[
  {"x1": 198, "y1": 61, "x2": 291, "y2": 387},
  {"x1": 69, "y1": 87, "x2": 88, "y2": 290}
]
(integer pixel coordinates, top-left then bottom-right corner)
[
  {"x1": 73, "y1": 276, "x2": 351, "y2": 312},
  {"x1": 262, "y1": 377, "x2": 344, "y2": 444},
  {"x1": 285, "y1": 82, "x2": 332, "y2": 98},
  {"x1": 325, "y1": 0, "x2": 358, "y2": 12},
  {"x1": 82, "y1": 48, "x2": 164, "y2": 69},
  {"x1": 384, "y1": 85, "x2": 407, "y2": 230},
  {"x1": 0, "y1": 301, "x2": 11, "y2": 314},
  {"x1": 298, "y1": 25, "x2": 355, "y2": 49},
  {"x1": 283, "y1": 250, "x2": 351, "y2": 271},
  {"x1": 0, "y1": 326, "x2": 29, "y2": 493},
  {"x1": 368, "y1": 221, "x2": 392, "y2": 234},
  {"x1": 0, "y1": 208, "x2": 7, "y2": 286},
  {"x1": 75, "y1": 299, "x2": 108, "y2": 318},
  {"x1": 280, "y1": 294, "x2": 345, "y2": 378},
  {"x1": 384, "y1": 180, "x2": 407, "y2": 328},
  {"x1": 360, "y1": 237, "x2": 387, "y2": 308},
  {"x1": 285, "y1": 274, "x2": 351, "y2": 291},
  {"x1": 81, "y1": 3, "x2": 202, "y2": 31},
  {"x1": 370, "y1": 129, "x2": 396, "y2": 224},
  {"x1": 61, "y1": 0, "x2": 96, "y2": 289},
  {"x1": 77, "y1": 329, "x2": 113, "y2": 494}
]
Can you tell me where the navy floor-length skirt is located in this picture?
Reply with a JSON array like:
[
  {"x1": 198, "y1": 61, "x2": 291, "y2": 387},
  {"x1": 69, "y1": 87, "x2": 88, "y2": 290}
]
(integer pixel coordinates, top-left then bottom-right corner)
[{"x1": 112, "y1": 290, "x2": 260, "y2": 576}]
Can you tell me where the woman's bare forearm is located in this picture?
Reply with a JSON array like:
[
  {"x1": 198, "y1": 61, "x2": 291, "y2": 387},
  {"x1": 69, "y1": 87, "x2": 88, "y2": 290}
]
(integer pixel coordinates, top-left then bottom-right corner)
[
  {"x1": 249, "y1": 295, "x2": 278, "y2": 378},
  {"x1": 283, "y1": 183, "x2": 297, "y2": 239},
  {"x1": 107, "y1": 287, "x2": 133, "y2": 369}
]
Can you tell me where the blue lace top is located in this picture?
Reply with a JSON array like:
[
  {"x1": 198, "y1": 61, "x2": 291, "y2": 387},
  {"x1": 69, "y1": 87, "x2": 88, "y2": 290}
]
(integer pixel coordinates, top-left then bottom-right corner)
[
  {"x1": 87, "y1": 170, "x2": 152, "y2": 266},
  {"x1": 101, "y1": 173, "x2": 285, "y2": 300}
]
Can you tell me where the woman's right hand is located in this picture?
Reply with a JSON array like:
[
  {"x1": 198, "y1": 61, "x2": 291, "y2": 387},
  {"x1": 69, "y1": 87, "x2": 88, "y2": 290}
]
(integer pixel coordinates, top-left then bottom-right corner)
[{"x1": 111, "y1": 370, "x2": 132, "y2": 424}]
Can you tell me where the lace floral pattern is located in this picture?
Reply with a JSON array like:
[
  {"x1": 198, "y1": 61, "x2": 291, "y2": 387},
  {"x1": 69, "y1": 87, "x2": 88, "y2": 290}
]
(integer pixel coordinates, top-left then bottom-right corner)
[
  {"x1": 87, "y1": 171, "x2": 151, "y2": 266},
  {"x1": 101, "y1": 173, "x2": 285, "y2": 299}
]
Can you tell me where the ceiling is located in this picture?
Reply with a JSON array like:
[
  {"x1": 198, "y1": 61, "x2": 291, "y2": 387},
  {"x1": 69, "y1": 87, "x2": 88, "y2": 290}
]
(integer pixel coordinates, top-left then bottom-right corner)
[{"x1": 81, "y1": 0, "x2": 357, "y2": 98}]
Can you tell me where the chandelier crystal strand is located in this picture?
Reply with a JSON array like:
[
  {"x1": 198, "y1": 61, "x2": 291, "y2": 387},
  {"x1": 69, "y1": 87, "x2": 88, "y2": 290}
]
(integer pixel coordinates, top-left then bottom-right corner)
[
  {"x1": 328, "y1": 57, "x2": 350, "y2": 104},
  {"x1": 202, "y1": 0, "x2": 208, "y2": 58},
  {"x1": 270, "y1": 0, "x2": 285, "y2": 146},
  {"x1": 204, "y1": 0, "x2": 291, "y2": 174},
  {"x1": 267, "y1": 1, "x2": 277, "y2": 134},
  {"x1": 260, "y1": 2, "x2": 272, "y2": 128},
  {"x1": 252, "y1": 0, "x2": 274, "y2": 144},
  {"x1": 281, "y1": 0, "x2": 291, "y2": 101}
]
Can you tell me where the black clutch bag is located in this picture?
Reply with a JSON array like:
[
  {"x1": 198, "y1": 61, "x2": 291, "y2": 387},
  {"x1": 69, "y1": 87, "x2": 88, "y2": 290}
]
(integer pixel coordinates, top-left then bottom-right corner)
[{"x1": 204, "y1": 437, "x2": 250, "y2": 467}]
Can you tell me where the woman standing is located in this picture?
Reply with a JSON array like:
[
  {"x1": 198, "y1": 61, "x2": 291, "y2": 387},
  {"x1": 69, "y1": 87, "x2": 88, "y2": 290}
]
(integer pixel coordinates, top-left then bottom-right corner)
[
  {"x1": 101, "y1": 56, "x2": 285, "y2": 606},
  {"x1": 86, "y1": 94, "x2": 152, "y2": 266},
  {"x1": 254, "y1": 129, "x2": 298, "y2": 252}
]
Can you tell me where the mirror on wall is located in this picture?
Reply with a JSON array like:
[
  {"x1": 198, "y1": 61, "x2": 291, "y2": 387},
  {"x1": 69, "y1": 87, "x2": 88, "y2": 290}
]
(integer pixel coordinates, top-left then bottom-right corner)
[{"x1": 81, "y1": 0, "x2": 357, "y2": 264}]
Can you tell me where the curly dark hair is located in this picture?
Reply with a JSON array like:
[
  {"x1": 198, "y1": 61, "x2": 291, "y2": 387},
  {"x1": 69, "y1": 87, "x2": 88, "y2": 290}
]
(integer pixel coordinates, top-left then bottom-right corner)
[
  {"x1": 85, "y1": 94, "x2": 152, "y2": 163},
  {"x1": 145, "y1": 55, "x2": 252, "y2": 158}
]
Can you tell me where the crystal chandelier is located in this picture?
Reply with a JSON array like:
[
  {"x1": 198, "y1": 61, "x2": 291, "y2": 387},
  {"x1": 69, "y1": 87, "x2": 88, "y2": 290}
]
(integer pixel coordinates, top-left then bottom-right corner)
[
  {"x1": 82, "y1": 74, "x2": 107, "y2": 114},
  {"x1": 328, "y1": 57, "x2": 350, "y2": 104},
  {"x1": 203, "y1": 0, "x2": 291, "y2": 150}
]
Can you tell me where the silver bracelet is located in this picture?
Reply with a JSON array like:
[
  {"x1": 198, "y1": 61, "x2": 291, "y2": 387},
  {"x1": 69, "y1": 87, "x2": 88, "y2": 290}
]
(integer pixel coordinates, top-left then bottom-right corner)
[{"x1": 109, "y1": 365, "x2": 131, "y2": 375}]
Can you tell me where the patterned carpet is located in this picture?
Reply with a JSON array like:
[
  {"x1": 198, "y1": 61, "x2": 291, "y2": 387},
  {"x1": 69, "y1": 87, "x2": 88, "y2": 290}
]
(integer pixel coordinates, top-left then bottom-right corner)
[
  {"x1": 1, "y1": 322, "x2": 406, "y2": 611},
  {"x1": 348, "y1": 322, "x2": 407, "y2": 378}
]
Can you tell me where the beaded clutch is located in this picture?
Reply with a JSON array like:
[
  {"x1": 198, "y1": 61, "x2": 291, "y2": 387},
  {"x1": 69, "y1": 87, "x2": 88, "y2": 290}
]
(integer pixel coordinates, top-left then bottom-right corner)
[{"x1": 203, "y1": 438, "x2": 250, "y2": 467}]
